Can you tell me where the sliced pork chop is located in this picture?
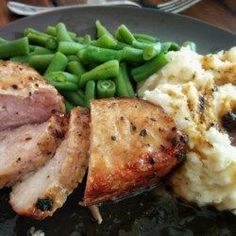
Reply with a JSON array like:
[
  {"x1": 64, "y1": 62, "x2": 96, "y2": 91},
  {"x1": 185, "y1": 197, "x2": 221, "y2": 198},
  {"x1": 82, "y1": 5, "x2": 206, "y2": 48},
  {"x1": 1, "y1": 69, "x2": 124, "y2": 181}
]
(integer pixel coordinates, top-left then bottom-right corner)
[
  {"x1": 10, "y1": 108, "x2": 90, "y2": 219},
  {"x1": 84, "y1": 99, "x2": 187, "y2": 205},
  {"x1": 0, "y1": 61, "x2": 65, "y2": 131},
  {"x1": 0, "y1": 113, "x2": 68, "y2": 188}
]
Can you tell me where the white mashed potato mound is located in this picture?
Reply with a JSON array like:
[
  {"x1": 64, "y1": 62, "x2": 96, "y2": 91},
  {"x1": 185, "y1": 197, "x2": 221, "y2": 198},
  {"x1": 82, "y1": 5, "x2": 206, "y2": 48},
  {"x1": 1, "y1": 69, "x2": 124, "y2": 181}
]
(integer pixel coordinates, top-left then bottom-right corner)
[{"x1": 139, "y1": 46, "x2": 236, "y2": 213}]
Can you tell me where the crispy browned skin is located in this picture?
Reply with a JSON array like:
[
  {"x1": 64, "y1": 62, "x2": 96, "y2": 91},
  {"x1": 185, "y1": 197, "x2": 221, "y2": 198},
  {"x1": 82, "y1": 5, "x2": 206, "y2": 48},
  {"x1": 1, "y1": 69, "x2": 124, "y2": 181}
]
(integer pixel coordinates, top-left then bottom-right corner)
[
  {"x1": 10, "y1": 108, "x2": 90, "y2": 219},
  {"x1": 84, "y1": 99, "x2": 186, "y2": 206},
  {"x1": 0, "y1": 61, "x2": 65, "y2": 131}
]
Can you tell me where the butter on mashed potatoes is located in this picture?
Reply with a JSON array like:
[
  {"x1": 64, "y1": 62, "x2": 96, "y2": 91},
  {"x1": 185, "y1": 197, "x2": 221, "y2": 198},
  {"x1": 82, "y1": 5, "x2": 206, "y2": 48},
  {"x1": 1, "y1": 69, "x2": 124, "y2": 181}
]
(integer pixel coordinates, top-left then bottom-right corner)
[{"x1": 139, "y1": 46, "x2": 236, "y2": 213}]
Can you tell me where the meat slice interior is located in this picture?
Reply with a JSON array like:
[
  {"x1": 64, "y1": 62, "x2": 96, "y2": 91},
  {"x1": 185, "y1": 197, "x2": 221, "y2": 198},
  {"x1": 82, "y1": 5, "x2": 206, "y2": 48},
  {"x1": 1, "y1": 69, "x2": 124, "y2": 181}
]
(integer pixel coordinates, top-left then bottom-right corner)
[
  {"x1": 0, "y1": 61, "x2": 65, "y2": 131},
  {"x1": 10, "y1": 108, "x2": 90, "y2": 219},
  {"x1": 0, "y1": 113, "x2": 67, "y2": 188},
  {"x1": 84, "y1": 99, "x2": 186, "y2": 206}
]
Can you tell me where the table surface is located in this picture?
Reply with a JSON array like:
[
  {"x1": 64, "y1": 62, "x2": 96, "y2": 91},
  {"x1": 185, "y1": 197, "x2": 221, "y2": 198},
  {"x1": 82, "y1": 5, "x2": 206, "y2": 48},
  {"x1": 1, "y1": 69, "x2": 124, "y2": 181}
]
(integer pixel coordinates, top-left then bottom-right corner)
[{"x1": 0, "y1": 0, "x2": 235, "y2": 33}]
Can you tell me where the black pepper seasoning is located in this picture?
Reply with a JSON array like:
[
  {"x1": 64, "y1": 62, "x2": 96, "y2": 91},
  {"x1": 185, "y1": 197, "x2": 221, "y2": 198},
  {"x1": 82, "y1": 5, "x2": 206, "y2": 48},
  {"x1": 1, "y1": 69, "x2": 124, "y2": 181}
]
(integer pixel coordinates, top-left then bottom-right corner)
[{"x1": 139, "y1": 129, "x2": 148, "y2": 137}]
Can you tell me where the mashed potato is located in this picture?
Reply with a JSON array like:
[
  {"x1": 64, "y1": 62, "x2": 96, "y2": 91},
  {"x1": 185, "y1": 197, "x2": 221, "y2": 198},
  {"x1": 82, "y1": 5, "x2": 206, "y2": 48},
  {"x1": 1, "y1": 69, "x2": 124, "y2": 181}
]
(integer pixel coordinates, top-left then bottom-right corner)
[{"x1": 139, "y1": 46, "x2": 236, "y2": 213}]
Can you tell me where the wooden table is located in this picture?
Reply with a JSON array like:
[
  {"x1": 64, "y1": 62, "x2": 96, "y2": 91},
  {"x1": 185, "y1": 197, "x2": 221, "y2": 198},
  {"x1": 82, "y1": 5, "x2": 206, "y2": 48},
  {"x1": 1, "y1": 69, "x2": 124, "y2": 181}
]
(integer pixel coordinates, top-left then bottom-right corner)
[{"x1": 0, "y1": 0, "x2": 235, "y2": 33}]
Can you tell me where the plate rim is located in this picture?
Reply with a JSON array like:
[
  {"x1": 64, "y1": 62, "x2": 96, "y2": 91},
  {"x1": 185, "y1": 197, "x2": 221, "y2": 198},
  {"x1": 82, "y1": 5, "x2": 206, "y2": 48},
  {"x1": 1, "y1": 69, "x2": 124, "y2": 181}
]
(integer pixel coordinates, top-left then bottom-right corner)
[{"x1": 0, "y1": 5, "x2": 235, "y2": 37}]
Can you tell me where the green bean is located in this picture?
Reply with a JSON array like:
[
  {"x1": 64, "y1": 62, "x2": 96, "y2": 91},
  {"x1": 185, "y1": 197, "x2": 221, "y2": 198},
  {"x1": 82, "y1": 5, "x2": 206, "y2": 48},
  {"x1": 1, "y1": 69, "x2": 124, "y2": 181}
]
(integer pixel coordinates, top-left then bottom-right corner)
[
  {"x1": 47, "y1": 71, "x2": 79, "y2": 83},
  {"x1": 78, "y1": 46, "x2": 121, "y2": 64},
  {"x1": 29, "y1": 45, "x2": 36, "y2": 52},
  {"x1": 56, "y1": 22, "x2": 73, "y2": 42},
  {"x1": 75, "y1": 36, "x2": 84, "y2": 44},
  {"x1": 48, "y1": 81, "x2": 78, "y2": 91},
  {"x1": 121, "y1": 47, "x2": 143, "y2": 63},
  {"x1": 67, "y1": 61, "x2": 86, "y2": 79},
  {"x1": 122, "y1": 64, "x2": 135, "y2": 97},
  {"x1": 58, "y1": 41, "x2": 85, "y2": 55},
  {"x1": 97, "y1": 80, "x2": 116, "y2": 98},
  {"x1": 143, "y1": 42, "x2": 161, "y2": 61},
  {"x1": 115, "y1": 63, "x2": 135, "y2": 97},
  {"x1": 30, "y1": 46, "x2": 53, "y2": 55},
  {"x1": 93, "y1": 34, "x2": 117, "y2": 49},
  {"x1": 67, "y1": 55, "x2": 79, "y2": 62},
  {"x1": 79, "y1": 60, "x2": 119, "y2": 88},
  {"x1": 44, "y1": 52, "x2": 68, "y2": 75},
  {"x1": 115, "y1": 24, "x2": 135, "y2": 44},
  {"x1": 113, "y1": 41, "x2": 130, "y2": 50},
  {"x1": 10, "y1": 55, "x2": 30, "y2": 63},
  {"x1": 61, "y1": 90, "x2": 84, "y2": 106},
  {"x1": 26, "y1": 32, "x2": 57, "y2": 50},
  {"x1": 77, "y1": 89, "x2": 85, "y2": 99},
  {"x1": 0, "y1": 37, "x2": 29, "y2": 59},
  {"x1": 24, "y1": 28, "x2": 51, "y2": 38},
  {"x1": 96, "y1": 20, "x2": 112, "y2": 38},
  {"x1": 131, "y1": 53, "x2": 168, "y2": 82},
  {"x1": 46, "y1": 26, "x2": 77, "y2": 39},
  {"x1": 161, "y1": 42, "x2": 172, "y2": 53},
  {"x1": 64, "y1": 99, "x2": 75, "y2": 113},
  {"x1": 84, "y1": 80, "x2": 96, "y2": 107},
  {"x1": 29, "y1": 54, "x2": 54, "y2": 72},
  {"x1": 132, "y1": 40, "x2": 151, "y2": 49},
  {"x1": 45, "y1": 72, "x2": 79, "y2": 91},
  {"x1": 82, "y1": 34, "x2": 91, "y2": 45},
  {"x1": 182, "y1": 41, "x2": 196, "y2": 51},
  {"x1": 160, "y1": 42, "x2": 180, "y2": 53},
  {"x1": 133, "y1": 33, "x2": 156, "y2": 43},
  {"x1": 87, "y1": 62, "x2": 100, "y2": 70},
  {"x1": 115, "y1": 67, "x2": 129, "y2": 97},
  {"x1": 0, "y1": 38, "x2": 8, "y2": 44},
  {"x1": 169, "y1": 42, "x2": 180, "y2": 51},
  {"x1": 76, "y1": 35, "x2": 92, "y2": 45}
]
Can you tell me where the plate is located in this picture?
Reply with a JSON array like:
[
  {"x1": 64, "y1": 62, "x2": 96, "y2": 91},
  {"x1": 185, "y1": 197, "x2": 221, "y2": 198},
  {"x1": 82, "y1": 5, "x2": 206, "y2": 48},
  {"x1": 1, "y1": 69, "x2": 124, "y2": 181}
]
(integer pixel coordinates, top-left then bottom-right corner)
[{"x1": 0, "y1": 6, "x2": 236, "y2": 236}]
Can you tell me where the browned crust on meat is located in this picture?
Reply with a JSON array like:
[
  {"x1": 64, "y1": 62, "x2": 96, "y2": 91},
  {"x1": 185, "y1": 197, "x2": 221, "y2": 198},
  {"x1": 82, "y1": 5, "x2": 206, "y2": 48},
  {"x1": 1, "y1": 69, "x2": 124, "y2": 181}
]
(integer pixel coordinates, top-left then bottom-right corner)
[
  {"x1": 37, "y1": 113, "x2": 68, "y2": 155},
  {"x1": 0, "y1": 113, "x2": 68, "y2": 188},
  {"x1": 84, "y1": 98, "x2": 186, "y2": 205},
  {"x1": 0, "y1": 61, "x2": 65, "y2": 131},
  {"x1": 84, "y1": 132, "x2": 185, "y2": 205},
  {"x1": 10, "y1": 108, "x2": 90, "y2": 220},
  {"x1": 0, "y1": 60, "x2": 49, "y2": 90},
  {"x1": 13, "y1": 185, "x2": 68, "y2": 219},
  {"x1": 59, "y1": 108, "x2": 90, "y2": 192}
]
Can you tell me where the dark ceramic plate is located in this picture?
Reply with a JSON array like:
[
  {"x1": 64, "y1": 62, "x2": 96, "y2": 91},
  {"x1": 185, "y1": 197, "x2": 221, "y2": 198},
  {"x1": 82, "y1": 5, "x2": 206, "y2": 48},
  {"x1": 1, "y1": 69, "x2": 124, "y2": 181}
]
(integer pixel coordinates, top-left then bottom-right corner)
[{"x1": 0, "y1": 6, "x2": 236, "y2": 236}]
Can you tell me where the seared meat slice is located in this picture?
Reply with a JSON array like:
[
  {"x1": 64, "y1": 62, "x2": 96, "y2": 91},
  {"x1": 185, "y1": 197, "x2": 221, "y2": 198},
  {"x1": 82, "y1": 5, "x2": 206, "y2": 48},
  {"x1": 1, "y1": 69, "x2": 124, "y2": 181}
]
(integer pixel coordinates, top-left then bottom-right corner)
[
  {"x1": 0, "y1": 113, "x2": 67, "y2": 188},
  {"x1": 0, "y1": 61, "x2": 65, "y2": 131},
  {"x1": 10, "y1": 108, "x2": 90, "y2": 219},
  {"x1": 84, "y1": 99, "x2": 186, "y2": 205}
]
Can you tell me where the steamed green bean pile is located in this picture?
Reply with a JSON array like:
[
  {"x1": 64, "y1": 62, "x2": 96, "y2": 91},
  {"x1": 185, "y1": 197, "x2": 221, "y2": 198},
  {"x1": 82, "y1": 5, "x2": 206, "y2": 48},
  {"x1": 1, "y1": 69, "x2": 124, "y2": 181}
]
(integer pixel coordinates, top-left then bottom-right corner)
[{"x1": 0, "y1": 21, "x2": 196, "y2": 111}]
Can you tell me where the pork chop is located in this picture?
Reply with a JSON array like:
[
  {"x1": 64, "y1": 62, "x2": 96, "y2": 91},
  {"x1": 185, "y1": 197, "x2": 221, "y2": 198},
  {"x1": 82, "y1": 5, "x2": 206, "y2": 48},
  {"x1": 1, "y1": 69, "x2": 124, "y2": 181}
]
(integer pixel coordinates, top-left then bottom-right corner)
[
  {"x1": 83, "y1": 99, "x2": 186, "y2": 205},
  {"x1": 10, "y1": 108, "x2": 90, "y2": 219},
  {"x1": 0, "y1": 113, "x2": 68, "y2": 188},
  {"x1": 0, "y1": 61, "x2": 65, "y2": 131}
]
